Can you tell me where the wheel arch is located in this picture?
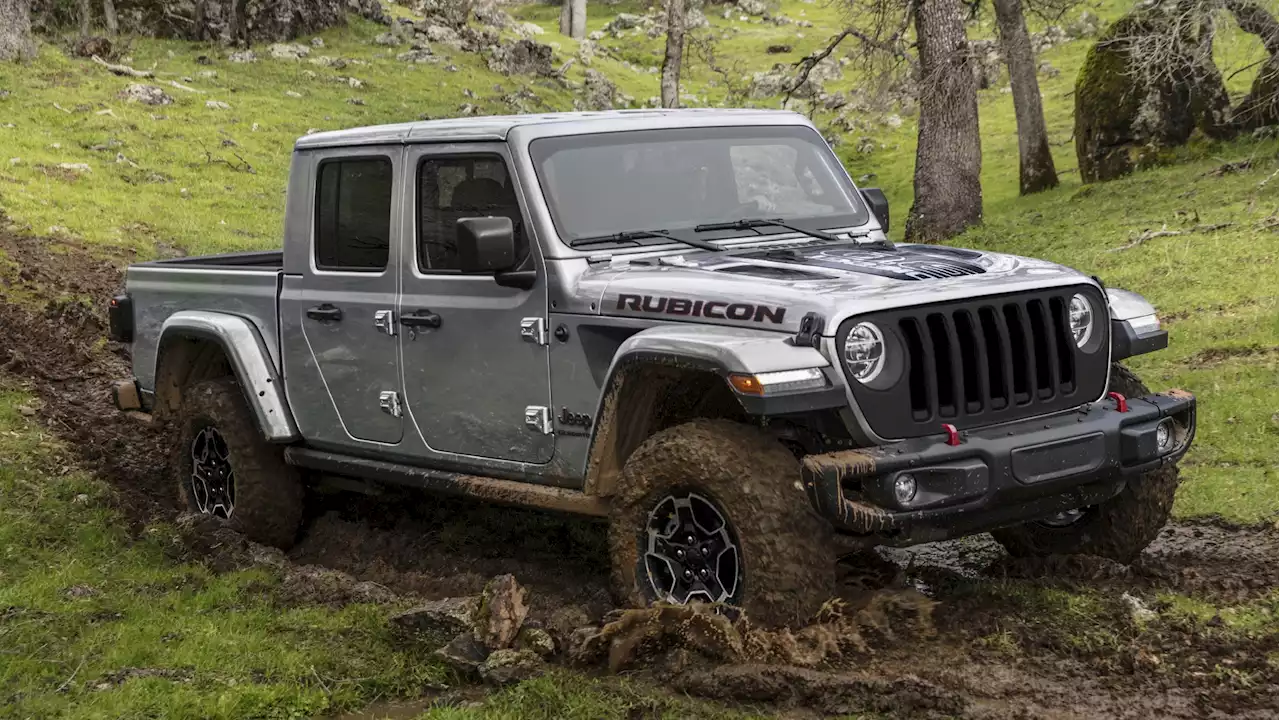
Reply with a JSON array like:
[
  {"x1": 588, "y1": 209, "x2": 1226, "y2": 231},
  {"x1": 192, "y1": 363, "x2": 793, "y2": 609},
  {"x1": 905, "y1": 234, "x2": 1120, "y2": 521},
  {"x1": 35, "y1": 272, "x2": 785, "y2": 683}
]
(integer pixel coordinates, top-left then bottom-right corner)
[
  {"x1": 153, "y1": 310, "x2": 300, "y2": 443},
  {"x1": 581, "y1": 324, "x2": 837, "y2": 498}
]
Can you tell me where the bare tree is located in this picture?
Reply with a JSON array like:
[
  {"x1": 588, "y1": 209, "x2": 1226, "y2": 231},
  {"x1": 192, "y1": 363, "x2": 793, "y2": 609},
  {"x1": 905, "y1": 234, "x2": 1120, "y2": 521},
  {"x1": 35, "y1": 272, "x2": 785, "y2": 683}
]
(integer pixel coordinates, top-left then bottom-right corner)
[
  {"x1": 992, "y1": 0, "x2": 1058, "y2": 193},
  {"x1": 102, "y1": 0, "x2": 118, "y2": 34},
  {"x1": 560, "y1": 0, "x2": 586, "y2": 39},
  {"x1": 905, "y1": 0, "x2": 983, "y2": 242},
  {"x1": 661, "y1": 0, "x2": 687, "y2": 107},
  {"x1": 78, "y1": 0, "x2": 91, "y2": 35},
  {"x1": 0, "y1": 0, "x2": 35, "y2": 62}
]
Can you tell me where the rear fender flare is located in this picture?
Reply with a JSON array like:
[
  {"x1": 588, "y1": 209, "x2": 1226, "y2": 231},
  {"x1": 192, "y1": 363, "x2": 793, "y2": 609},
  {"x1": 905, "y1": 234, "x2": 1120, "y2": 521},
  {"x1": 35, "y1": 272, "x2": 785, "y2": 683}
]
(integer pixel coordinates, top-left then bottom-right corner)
[{"x1": 156, "y1": 310, "x2": 300, "y2": 442}]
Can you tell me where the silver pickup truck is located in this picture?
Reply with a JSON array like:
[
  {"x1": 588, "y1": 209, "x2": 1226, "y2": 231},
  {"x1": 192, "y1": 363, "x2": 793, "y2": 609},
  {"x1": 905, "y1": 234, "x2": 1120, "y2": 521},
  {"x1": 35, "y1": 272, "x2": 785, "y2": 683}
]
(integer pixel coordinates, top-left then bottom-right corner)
[{"x1": 108, "y1": 109, "x2": 1195, "y2": 626}]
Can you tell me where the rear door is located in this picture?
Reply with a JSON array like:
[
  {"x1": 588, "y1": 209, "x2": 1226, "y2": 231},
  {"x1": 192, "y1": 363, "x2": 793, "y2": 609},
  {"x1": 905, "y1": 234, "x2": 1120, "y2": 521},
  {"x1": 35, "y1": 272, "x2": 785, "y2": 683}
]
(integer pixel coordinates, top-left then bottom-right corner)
[{"x1": 280, "y1": 147, "x2": 405, "y2": 447}]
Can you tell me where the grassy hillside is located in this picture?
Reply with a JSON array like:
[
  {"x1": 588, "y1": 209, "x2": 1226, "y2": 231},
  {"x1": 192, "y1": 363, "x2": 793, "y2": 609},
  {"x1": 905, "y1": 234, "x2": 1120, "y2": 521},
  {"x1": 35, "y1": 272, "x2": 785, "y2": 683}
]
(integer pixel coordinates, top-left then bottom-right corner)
[{"x1": 0, "y1": 0, "x2": 1276, "y2": 717}]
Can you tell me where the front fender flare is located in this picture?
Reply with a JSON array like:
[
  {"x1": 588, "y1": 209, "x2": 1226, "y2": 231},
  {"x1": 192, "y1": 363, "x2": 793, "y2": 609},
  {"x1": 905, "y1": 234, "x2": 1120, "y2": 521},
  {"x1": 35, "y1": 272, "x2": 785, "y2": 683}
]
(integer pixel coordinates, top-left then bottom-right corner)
[{"x1": 157, "y1": 310, "x2": 300, "y2": 442}]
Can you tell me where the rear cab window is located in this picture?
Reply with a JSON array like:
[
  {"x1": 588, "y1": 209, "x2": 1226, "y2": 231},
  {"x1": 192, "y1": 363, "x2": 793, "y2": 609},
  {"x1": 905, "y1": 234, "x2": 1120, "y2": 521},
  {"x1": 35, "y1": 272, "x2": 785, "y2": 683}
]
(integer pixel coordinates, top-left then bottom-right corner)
[{"x1": 314, "y1": 156, "x2": 394, "y2": 271}]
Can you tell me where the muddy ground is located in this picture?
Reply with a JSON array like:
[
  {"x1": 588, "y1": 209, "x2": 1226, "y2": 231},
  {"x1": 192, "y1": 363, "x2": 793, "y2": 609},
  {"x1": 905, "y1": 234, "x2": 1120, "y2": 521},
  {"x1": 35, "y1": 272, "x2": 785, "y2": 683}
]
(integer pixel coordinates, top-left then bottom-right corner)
[{"x1": 1, "y1": 223, "x2": 1276, "y2": 719}]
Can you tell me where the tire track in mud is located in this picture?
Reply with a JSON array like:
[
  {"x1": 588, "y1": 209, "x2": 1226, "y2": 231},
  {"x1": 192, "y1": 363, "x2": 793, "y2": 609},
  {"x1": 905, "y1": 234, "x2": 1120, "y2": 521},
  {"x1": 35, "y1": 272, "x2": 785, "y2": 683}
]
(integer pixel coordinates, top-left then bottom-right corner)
[{"x1": 1, "y1": 224, "x2": 1276, "y2": 719}]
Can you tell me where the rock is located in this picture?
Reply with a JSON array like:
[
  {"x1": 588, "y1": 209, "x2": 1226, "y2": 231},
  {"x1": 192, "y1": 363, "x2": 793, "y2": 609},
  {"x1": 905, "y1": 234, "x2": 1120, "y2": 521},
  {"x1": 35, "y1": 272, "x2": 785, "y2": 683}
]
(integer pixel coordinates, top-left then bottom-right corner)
[
  {"x1": 685, "y1": 8, "x2": 710, "y2": 28},
  {"x1": 486, "y1": 39, "x2": 556, "y2": 77},
  {"x1": 374, "y1": 32, "x2": 402, "y2": 46},
  {"x1": 582, "y1": 69, "x2": 618, "y2": 110},
  {"x1": 855, "y1": 136, "x2": 876, "y2": 153},
  {"x1": 347, "y1": 77, "x2": 364, "y2": 88},
  {"x1": 587, "y1": 30, "x2": 604, "y2": 41},
  {"x1": 1038, "y1": 61, "x2": 1059, "y2": 78},
  {"x1": 605, "y1": 13, "x2": 648, "y2": 33},
  {"x1": 311, "y1": 37, "x2": 325, "y2": 47},
  {"x1": 205, "y1": 100, "x2": 231, "y2": 110},
  {"x1": 308, "y1": 55, "x2": 347, "y2": 68},
  {"x1": 419, "y1": 22, "x2": 461, "y2": 45},
  {"x1": 766, "y1": 44, "x2": 792, "y2": 54},
  {"x1": 471, "y1": 575, "x2": 528, "y2": 651},
  {"x1": 479, "y1": 649, "x2": 545, "y2": 685},
  {"x1": 885, "y1": 113, "x2": 903, "y2": 128},
  {"x1": 72, "y1": 36, "x2": 112, "y2": 59},
  {"x1": 118, "y1": 84, "x2": 173, "y2": 106},
  {"x1": 285, "y1": 90, "x2": 302, "y2": 97},
  {"x1": 515, "y1": 626, "x2": 556, "y2": 657},
  {"x1": 268, "y1": 43, "x2": 311, "y2": 60},
  {"x1": 515, "y1": 21, "x2": 545, "y2": 38},
  {"x1": 1065, "y1": 10, "x2": 1101, "y2": 39},
  {"x1": 397, "y1": 49, "x2": 437, "y2": 63},
  {"x1": 434, "y1": 631, "x2": 488, "y2": 676},
  {"x1": 392, "y1": 596, "x2": 481, "y2": 645},
  {"x1": 738, "y1": 0, "x2": 767, "y2": 15},
  {"x1": 970, "y1": 38, "x2": 1003, "y2": 89},
  {"x1": 546, "y1": 606, "x2": 593, "y2": 648},
  {"x1": 473, "y1": 2, "x2": 514, "y2": 29},
  {"x1": 196, "y1": 70, "x2": 217, "y2": 79},
  {"x1": 228, "y1": 50, "x2": 258, "y2": 63},
  {"x1": 346, "y1": 97, "x2": 365, "y2": 105},
  {"x1": 577, "y1": 39, "x2": 596, "y2": 65},
  {"x1": 749, "y1": 56, "x2": 840, "y2": 99},
  {"x1": 1121, "y1": 592, "x2": 1156, "y2": 622}
]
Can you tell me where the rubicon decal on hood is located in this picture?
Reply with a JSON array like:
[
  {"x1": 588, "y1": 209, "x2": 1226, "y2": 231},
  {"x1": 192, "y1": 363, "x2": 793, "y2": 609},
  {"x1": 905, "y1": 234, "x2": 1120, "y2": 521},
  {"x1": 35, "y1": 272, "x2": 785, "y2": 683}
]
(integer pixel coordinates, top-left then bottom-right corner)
[
  {"x1": 747, "y1": 245, "x2": 988, "y2": 281},
  {"x1": 616, "y1": 294, "x2": 787, "y2": 324}
]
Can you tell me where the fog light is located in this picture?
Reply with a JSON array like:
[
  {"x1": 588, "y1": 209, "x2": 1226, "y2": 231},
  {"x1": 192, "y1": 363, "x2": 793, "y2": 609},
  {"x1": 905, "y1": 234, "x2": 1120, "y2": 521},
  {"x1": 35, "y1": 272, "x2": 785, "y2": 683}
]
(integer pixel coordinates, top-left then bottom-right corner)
[
  {"x1": 893, "y1": 473, "x2": 917, "y2": 505},
  {"x1": 1156, "y1": 419, "x2": 1174, "y2": 452}
]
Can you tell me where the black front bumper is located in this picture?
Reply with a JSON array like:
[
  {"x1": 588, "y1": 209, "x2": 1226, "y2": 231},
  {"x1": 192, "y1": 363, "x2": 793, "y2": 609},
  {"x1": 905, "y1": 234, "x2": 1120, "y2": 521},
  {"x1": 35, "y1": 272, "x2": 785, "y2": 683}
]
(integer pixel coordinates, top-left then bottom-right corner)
[{"x1": 800, "y1": 389, "x2": 1196, "y2": 547}]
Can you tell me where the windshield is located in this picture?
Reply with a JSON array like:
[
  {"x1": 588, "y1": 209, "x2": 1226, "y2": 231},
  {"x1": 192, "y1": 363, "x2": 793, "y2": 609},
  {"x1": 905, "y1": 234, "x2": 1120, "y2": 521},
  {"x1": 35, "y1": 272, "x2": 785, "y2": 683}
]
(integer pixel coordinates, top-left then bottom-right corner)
[{"x1": 528, "y1": 125, "x2": 869, "y2": 245}]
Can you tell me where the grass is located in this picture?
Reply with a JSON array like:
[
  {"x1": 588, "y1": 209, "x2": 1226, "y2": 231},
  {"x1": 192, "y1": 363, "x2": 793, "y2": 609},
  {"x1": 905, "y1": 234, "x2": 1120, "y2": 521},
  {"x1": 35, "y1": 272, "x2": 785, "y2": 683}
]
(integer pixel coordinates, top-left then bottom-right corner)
[{"x1": 0, "y1": 0, "x2": 1276, "y2": 717}]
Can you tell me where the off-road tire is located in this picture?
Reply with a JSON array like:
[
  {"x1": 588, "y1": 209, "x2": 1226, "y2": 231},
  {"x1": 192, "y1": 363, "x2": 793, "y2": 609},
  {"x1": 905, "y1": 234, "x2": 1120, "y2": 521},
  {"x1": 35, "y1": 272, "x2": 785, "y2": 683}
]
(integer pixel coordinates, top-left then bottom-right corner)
[
  {"x1": 172, "y1": 377, "x2": 303, "y2": 549},
  {"x1": 991, "y1": 364, "x2": 1179, "y2": 563},
  {"x1": 608, "y1": 418, "x2": 836, "y2": 628}
]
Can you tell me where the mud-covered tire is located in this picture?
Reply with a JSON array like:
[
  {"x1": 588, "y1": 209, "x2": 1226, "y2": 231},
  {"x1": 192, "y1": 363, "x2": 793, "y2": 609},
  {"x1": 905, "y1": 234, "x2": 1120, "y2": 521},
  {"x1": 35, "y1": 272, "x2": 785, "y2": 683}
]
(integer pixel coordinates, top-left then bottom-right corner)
[
  {"x1": 608, "y1": 418, "x2": 837, "y2": 628},
  {"x1": 992, "y1": 364, "x2": 1179, "y2": 564},
  {"x1": 172, "y1": 377, "x2": 303, "y2": 549}
]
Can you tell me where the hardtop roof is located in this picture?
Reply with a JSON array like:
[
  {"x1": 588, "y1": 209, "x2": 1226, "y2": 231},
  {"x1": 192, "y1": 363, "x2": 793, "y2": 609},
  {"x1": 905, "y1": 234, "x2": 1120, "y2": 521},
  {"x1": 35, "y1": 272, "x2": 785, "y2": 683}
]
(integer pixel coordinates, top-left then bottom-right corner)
[{"x1": 292, "y1": 108, "x2": 813, "y2": 150}]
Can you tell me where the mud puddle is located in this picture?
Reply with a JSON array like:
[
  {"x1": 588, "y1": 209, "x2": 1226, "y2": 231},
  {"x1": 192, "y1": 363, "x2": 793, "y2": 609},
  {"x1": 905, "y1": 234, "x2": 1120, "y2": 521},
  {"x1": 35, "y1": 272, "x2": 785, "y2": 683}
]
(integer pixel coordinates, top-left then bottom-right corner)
[{"x1": 1, "y1": 224, "x2": 1277, "y2": 719}]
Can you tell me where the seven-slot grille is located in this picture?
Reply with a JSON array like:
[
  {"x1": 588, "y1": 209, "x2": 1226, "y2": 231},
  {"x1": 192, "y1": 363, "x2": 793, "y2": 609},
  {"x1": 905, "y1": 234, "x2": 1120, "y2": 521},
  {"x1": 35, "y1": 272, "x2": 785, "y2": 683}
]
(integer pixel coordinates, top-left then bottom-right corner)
[{"x1": 841, "y1": 286, "x2": 1110, "y2": 440}]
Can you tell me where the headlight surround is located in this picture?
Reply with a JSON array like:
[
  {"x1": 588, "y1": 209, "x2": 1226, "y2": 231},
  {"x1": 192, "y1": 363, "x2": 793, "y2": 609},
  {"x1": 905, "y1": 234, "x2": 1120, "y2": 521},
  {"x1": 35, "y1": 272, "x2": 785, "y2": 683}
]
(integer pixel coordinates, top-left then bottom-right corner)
[
  {"x1": 1068, "y1": 293, "x2": 1094, "y2": 348},
  {"x1": 843, "y1": 321, "x2": 886, "y2": 382}
]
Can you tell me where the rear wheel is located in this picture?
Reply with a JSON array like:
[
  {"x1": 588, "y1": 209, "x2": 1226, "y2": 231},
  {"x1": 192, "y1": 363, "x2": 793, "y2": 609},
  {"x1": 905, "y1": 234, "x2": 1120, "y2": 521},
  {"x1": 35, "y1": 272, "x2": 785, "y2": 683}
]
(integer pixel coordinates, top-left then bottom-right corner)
[
  {"x1": 608, "y1": 419, "x2": 836, "y2": 628},
  {"x1": 992, "y1": 364, "x2": 1179, "y2": 563},
  {"x1": 172, "y1": 377, "x2": 303, "y2": 549}
]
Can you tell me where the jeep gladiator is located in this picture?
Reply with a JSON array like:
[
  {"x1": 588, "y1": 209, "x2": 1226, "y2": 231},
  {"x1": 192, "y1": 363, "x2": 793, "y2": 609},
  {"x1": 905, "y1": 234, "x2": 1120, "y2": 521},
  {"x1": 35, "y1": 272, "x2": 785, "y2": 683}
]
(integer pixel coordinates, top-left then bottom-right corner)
[{"x1": 108, "y1": 110, "x2": 1195, "y2": 626}]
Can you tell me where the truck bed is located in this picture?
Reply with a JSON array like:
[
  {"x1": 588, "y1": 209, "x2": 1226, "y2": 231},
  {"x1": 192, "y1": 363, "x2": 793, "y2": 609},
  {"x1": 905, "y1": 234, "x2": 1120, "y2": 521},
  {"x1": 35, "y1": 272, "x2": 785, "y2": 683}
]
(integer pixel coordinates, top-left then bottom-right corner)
[
  {"x1": 126, "y1": 252, "x2": 284, "y2": 394},
  {"x1": 133, "y1": 250, "x2": 283, "y2": 270}
]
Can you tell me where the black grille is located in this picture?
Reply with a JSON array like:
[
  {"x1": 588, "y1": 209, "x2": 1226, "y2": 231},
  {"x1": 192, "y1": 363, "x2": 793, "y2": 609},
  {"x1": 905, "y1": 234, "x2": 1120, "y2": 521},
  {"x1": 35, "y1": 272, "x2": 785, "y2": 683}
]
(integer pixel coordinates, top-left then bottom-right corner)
[{"x1": 841, "y1": 286, "x2": 1109, "y2": 439}]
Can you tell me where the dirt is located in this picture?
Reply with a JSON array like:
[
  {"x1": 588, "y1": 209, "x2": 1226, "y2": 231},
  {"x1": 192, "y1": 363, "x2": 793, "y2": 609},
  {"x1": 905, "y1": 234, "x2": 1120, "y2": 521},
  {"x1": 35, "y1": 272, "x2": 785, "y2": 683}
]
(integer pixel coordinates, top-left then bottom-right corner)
[{"x1": 1, "y1": 222, "x2": 1276, "y2": 719}]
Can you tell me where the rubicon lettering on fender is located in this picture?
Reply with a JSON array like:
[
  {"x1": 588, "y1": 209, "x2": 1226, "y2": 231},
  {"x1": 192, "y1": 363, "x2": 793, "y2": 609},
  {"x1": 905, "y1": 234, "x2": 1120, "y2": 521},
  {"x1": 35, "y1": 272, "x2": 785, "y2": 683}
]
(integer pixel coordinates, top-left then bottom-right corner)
[{"x1": 616, "y1": 294, "x2": 787, "y2": 324}]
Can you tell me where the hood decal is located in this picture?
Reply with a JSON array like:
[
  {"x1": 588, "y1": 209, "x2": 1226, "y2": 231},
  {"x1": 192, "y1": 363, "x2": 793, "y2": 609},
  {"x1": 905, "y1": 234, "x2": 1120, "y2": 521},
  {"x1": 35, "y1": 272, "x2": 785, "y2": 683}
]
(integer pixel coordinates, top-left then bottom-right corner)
[{"x1": 744, "y1": 245, "x2": 988, "y2": 281}]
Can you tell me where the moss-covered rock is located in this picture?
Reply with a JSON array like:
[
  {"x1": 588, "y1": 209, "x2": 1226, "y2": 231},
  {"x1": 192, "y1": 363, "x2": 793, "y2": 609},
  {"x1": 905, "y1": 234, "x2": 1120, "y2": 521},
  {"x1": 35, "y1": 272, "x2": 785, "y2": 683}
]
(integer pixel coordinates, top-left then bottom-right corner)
[{"x1": 1074, "y1": 10, "x2": 1232, "y2": 183}]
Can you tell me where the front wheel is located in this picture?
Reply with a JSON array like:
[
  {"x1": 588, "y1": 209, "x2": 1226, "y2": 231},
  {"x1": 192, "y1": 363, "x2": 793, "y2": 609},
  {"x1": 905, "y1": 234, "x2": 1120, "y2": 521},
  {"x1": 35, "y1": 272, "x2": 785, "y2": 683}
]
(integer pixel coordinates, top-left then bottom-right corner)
[
  {"x1": 172, "y1": 377, "x2": 304, "y2": 549},
  {"x1": 607, "y1": 419, "x2": 837, "y2": 628},
  {"x1": 992, "y1": 364, "x2": 1179, "y2": 563}
]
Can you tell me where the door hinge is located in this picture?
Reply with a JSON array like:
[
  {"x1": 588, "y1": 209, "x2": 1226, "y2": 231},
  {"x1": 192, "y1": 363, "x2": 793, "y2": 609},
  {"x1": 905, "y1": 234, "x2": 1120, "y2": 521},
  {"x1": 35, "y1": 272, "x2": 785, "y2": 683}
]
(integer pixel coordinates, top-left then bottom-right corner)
[
  {"x1": 520, "y1": 317, "x2": 547, "y2": 346},
  {"x1": 379, "y1": 390, "x2": 402, "y2": 418},
  {"x1": 524, "y1": 405, "x2": 552, "y2": 434},
  {"x1": 374, "y1": 309, "x2": 396, "y2": 336}
]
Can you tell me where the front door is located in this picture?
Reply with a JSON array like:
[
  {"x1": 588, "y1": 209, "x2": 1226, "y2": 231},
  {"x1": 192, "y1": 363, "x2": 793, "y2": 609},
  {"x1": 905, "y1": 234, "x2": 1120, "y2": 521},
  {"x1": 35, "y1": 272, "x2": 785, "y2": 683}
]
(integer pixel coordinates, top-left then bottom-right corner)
[
  {"x1": 398, "y1": 144, "x2": 553, "y2": 464},
  {"x1": 282, "y1": 147, "x2": 404, "y2": 446}
]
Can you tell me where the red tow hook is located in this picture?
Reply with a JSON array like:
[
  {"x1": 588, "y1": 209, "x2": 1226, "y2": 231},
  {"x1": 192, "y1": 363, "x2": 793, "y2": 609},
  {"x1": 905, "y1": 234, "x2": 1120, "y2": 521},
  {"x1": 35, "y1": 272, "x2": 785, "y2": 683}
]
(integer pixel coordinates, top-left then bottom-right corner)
[
  {"x1": 942, "y1": 423, "x2": 961, "y2": 446},
  {"x1": 1107, "y1": 391, "x2": 1129, "y2": 413}
]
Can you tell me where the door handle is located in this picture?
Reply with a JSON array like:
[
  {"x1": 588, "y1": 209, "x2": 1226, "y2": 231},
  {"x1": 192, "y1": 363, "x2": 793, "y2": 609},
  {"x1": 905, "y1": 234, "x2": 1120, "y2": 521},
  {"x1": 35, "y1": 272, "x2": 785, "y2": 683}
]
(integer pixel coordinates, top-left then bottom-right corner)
[
  {"x1": 306, "y1": 304, "x2": 343, "y2": 322},
  {"x1": 400, "y1": 310, "x2": 442, "y2": 329}
]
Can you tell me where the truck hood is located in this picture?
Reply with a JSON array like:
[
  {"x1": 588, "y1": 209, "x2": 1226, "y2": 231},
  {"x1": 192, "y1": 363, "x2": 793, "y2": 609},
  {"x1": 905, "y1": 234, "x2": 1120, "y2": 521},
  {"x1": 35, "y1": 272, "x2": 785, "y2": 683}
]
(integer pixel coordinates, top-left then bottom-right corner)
[{"x1": 587, "y1": 241, "x2": 1099, "y2": 334}]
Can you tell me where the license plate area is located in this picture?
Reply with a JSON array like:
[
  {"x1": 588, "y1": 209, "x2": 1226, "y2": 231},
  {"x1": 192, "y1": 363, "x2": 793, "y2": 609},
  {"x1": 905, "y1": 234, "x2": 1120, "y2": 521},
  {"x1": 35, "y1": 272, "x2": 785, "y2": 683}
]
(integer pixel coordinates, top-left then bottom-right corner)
[{"x1": 1010, "y1": 432, "x2": 1106, "y2": 484}]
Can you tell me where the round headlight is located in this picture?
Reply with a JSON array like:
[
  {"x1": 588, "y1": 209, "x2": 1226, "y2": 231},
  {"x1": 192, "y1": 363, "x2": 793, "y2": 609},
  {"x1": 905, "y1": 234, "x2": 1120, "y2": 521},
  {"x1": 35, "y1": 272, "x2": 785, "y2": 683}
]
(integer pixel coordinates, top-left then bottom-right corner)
[
  {"x1": 844, "y1": 322, "x2": 885, "y2": 382},
  {"x1": 1068, "y1": 294, "x2": 1094, "y2": 347}
]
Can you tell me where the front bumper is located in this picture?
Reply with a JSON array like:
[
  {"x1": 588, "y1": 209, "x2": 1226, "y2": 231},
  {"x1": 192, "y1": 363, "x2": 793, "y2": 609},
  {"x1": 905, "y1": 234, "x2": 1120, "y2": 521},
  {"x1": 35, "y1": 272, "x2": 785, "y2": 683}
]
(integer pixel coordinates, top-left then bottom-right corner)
[{"x1": 800, "y1": 389, "x2": 1196, "y2": 547}]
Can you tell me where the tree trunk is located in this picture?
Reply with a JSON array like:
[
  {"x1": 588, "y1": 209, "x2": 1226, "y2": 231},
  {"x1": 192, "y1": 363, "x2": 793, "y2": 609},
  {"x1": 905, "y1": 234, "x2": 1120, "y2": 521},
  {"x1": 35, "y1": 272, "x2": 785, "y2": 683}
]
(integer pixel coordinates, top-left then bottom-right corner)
[
  {"x1": 226, "y1": 0, "x2": 244, "y2": 45},
  {"x1": 78, "y1": 0, "x2": 92, "y2": 35},
  {"x1": 0, "y1": 0, "x2": 36, "y2": 62},
  {"x1": 1225, "y1": 0, "x2": 1278, "y2": 131},
  {"x1": 559, "y1": 0, "x2": 572, "y2": 36},
  {"x1": 661, "y1": 0, "x2": 686, "y2": 107},
  {"x1": 102, "y1": 0, "x2": 118, "y2": 34},
  {"x1": 571, "y1": 0, "x2": 586, "y2": 40},
  {"x1": 905, "y1": 0, "x2": 983, "y2": 243},
  {"x1": 991, "y1": 0, "x2": 1057, "y2": 194}
]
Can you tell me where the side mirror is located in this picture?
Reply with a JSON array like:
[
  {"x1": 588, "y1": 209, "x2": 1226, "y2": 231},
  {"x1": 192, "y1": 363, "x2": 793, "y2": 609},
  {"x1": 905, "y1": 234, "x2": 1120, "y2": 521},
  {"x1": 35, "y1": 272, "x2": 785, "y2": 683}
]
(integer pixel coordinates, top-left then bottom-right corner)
[
  {"x1": 860, "y1": 188, "x2": 890, "y2": 233},
  {"x1": 457, "y1": 216, "x2": 515, "y2": 272}
]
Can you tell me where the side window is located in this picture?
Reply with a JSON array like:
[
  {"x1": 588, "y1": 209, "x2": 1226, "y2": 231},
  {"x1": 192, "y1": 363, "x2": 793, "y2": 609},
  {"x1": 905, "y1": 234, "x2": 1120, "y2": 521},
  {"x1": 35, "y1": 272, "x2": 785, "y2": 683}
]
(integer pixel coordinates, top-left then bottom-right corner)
[
  {"x1": 315, "y1": 157, "x2": 393, "y2": 271},
  {"x1": 417, "y1": 154, "x2": 525, "y2": 272}
]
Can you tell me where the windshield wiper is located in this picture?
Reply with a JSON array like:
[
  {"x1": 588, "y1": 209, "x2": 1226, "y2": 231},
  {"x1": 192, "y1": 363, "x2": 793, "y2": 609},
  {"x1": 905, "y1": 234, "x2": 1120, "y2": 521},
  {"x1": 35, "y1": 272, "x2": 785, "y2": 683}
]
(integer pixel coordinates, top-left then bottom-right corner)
[
  {"x1": 570, "y1": 229, "x2": 723, "y2": 252},
  {"x1": 693, "y1": 218, "x2": 845, "y2": 243}
]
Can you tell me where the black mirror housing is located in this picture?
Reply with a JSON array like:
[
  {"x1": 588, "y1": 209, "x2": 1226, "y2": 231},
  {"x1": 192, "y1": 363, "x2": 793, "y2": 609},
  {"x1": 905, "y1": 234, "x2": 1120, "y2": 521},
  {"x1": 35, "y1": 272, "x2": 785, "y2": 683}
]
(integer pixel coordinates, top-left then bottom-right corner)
[
  {"x1": 457, "y1": 216, "x2": 516, "y2": 272},
  {"x1": 860, "y1": 188, "x2": 890, "y2": 233}
]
